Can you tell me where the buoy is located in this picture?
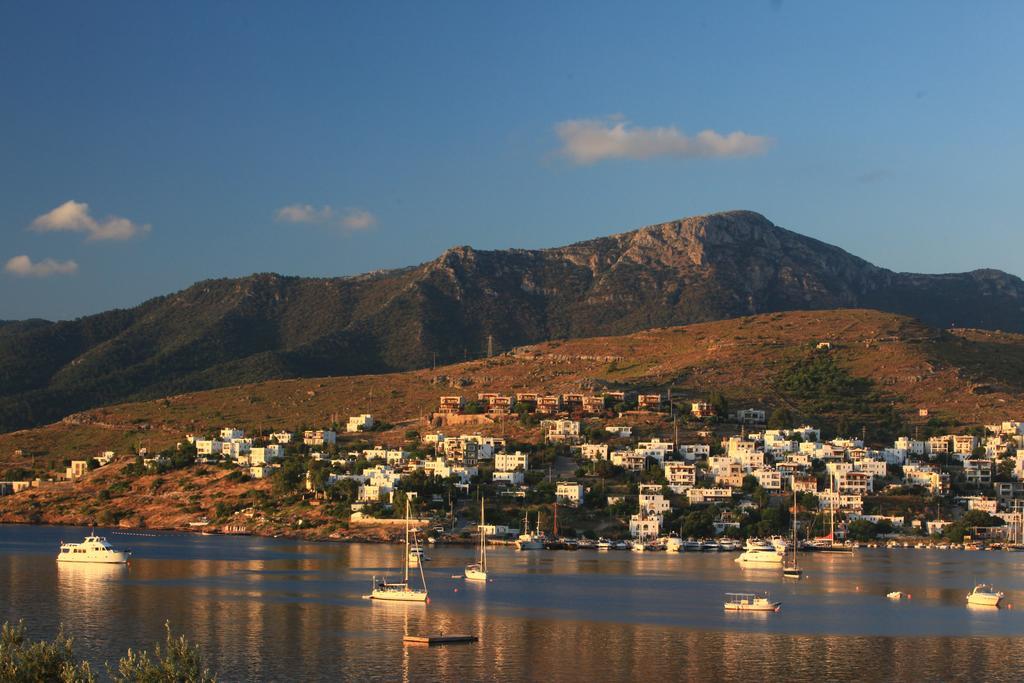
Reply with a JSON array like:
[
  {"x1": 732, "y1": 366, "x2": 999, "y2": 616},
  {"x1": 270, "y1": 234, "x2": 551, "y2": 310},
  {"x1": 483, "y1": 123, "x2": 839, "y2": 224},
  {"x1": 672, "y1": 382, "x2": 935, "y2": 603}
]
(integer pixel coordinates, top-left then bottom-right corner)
[
  {"x1": 908, "y1": 594, "x2": 912, "y2": 599},
  {"x1": 454, "y1": 588, "x2": 458, "y2": 592},
  {"x1": 1009, "y1": 604, "x2": 1013, "y2": 609}
]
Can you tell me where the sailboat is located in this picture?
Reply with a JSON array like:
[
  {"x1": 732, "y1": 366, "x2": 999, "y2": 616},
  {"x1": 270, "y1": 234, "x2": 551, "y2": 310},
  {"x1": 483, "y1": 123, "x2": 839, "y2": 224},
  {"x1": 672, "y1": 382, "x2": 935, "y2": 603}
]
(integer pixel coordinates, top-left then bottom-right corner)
[
  {"x1": 783, "y1": 478, "x2": 802, "y2": 578},
  {"x1": 371, "y1": 501, "x2": 429, "y2": 602},
  {"x1": 465, "y1": 498, "x2": 488, "y2": 582},
  {"x1": 808, "y1": 472, "x2": 853, "y2": 554},
  {"x1": 515, "y1": 510, "x2": 544, "y2": 550}
]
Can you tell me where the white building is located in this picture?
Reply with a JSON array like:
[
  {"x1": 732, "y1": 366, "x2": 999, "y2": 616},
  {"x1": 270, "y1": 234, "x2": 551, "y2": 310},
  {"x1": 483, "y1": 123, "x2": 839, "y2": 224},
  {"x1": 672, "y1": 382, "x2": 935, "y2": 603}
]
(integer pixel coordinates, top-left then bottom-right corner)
[
  {"x1": 270, "y1": 431, "x2": 293, "y2": 444},
  {"x1": 678, "y1": 444, "x2": 710, "y2": 461},
  {"x1": 250, "y1": 444, "x2": 284, "y2": 465},
  {"x1": 495, "y1": 451, "x2": 529, "y2": 472},
  {"x1": 346, "y1": 414, "x2": 374, "y2": 433},
  {"x1": 303, "y1": 429, "x2": 337, "y2": 446},
  {"x1": 542, "y1": 419, "x2": 581, "y2": 443},
  {"x1": 629, "y1": 513, "x2": 661, "y2": 539},
  {"x1": 65, "y1": 460, "x2": 88, "y2": 480},
  {"x1": 220, "y1": 427, "x2": 245, "y2": 441},
  {"x1": 638, "y1": 483, "x2": 671, "y2": 515},
  {"x1": 493, "y1": 470, "x2": 525, "y2": 486},
  {"x1": 556, "y1": 482, "x2": 585, "y2": 507},
  {"x1": 664, "y1": 462, "x2": 696, "y2": 492},
  {"x1": 580, "y1": 443, "x2": 609, "y2": 461},
  {"x1": 687, "y1": 488, "x2": 733, "y2": 505}
]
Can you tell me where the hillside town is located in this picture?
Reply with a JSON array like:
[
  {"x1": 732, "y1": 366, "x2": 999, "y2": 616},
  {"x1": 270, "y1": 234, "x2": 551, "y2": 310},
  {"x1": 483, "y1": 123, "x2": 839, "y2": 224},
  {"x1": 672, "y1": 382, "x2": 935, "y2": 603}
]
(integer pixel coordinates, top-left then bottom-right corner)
[{"x1": 4, "y1": 386, "x2": 1024, "y2": 548}]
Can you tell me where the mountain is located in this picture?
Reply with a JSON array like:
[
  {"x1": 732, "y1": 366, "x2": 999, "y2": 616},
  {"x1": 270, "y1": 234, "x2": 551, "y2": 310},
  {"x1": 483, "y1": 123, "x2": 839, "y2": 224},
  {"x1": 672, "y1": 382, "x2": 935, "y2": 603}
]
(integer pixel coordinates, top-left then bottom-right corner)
[{"x1": 2, "y1": 210, "x2": 1023, "y2": 433}]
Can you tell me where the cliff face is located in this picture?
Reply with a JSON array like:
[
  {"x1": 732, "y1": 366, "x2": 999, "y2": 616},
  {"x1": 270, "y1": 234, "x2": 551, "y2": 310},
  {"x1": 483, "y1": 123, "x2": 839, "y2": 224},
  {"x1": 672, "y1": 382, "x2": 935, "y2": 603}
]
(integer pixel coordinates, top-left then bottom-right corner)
[{"x1": 2, "y1": 210, "x2": 1023, "y2": 432}]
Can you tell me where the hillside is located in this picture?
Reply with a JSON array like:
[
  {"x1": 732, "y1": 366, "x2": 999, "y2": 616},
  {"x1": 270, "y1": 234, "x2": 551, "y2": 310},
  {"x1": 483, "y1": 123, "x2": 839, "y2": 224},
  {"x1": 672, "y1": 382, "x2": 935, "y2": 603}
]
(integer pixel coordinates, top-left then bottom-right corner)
[
  {"x1": 4, "y1": 308, "x2": 1024, "y2": 536},
  {"x1": 4, "y1": 309, "x2": 1024, "y2": 474},
  {"x1": 2, "y1": 210, "x2": 1024, "y2": 432}
]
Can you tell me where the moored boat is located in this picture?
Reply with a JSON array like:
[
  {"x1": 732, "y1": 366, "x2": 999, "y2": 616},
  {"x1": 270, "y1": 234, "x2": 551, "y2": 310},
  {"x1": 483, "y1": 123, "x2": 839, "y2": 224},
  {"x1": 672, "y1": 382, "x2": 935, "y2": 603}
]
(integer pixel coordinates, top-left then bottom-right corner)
[
  {"x1": 57, "y1": 533, "x2": 130, "y2": 564},
  {"x1": 371, "y1": 504, "x2": 428, "y2": 602},
  {"x1": 966, "y1": 584, "x2": 1003, "y2": 607},
  {"x1": 723, "y1": 592, "x2": 781, "y2": 611}
]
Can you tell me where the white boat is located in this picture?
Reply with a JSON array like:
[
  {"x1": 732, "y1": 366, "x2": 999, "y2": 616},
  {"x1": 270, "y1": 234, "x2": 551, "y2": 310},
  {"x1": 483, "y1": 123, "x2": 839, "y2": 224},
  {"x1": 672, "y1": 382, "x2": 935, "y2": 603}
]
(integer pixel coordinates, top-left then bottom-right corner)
[
  {"x1": 887, "y1": 591, "x2": 909, "y2": 600},
  {"x1": 515, "y1": 511, "x2": 545, "y2": 550},
  {"x1": 966, "y1": 584, "x2": 1003, "y2": 607},
  {"x1": 57, "y1": 533, "x2": 130, "y2": 564},
  {"x1": 744, "y1": 538, "x2": 775, "y2": 551},
  {"x1": 682, "y1": 538, "x2": 702, "y2": 552},
  {"x1": 408, "y1": 546, "x2": 430, "y2": 568},
  {"x1": 596, "y1": 538, "x2": 613, "y2": 551},
  {"x1": 465, "y1": 498, "x2": 488, "y2": 582},
  {"x1": 723, "y1": 592, "x2": 781, "y2": 612},
  {"x1": 612, "y1": 540, "x2": 630, "y2": 550},
  {"x1": 770, "y1": 535, "x2": 791, "y2": 553},
  {"x1": 664, "y1": 537, "x2": 683, "y2": 553},
  {"x1": 736, "y1": 547, "x2": 783, "y2": 565},
  {"x1": 371, "y1": 504, "x2": 428, "y2": 602},
  {"x1": 718, "y1": 539, "x2": 741, "y2": 551}
]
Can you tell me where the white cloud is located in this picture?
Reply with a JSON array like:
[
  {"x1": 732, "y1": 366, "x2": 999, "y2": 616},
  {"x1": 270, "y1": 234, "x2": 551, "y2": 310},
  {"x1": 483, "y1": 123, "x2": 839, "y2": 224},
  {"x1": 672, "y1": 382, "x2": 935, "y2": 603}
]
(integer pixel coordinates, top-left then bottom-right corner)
[
  {"x1": 341, "y1": 208, "x2": 376, "y2": 231},
  {"x1": 275, "y1": 204, "x2": 335, "y2": 224},
  {"x1": 275, "y1": 204, "x2": 377, "y2": 232},
  {"x1": 4, "y1": 254, "x2": 78, "y2": 277},
  {"x1": 555, "y1": 117, "x2": 772, "y2": 165},
  {"x1": 30, "y1": 200, "x2": 150, "y2": 241}
]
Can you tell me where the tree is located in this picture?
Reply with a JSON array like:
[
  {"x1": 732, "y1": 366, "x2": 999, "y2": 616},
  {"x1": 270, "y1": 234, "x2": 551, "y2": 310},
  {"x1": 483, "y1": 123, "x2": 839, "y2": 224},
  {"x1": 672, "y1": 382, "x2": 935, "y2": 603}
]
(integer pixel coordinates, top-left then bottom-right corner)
[
  {"x1": 110, "y1": 623, "x2": 216, "y2": 682},
  {"x1": 709, "y1": 391, "x2": 729, "y2": 420},
  {"x1": 0, "y1": 621, "x2": 94, "y2": 682},
  {"x1": 767, "y1": 407, "x2": 794, "y2": 430},
  {"x1": 741, "y1": 474, "x2": 759, "y2": 494}
]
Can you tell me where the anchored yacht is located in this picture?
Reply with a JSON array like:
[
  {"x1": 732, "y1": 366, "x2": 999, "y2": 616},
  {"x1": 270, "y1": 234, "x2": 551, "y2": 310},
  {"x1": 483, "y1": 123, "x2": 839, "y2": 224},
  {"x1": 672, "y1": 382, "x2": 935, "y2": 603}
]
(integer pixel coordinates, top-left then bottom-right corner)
[{"x1": 57, "y1": 534, "x2": 130, "y2": 564}]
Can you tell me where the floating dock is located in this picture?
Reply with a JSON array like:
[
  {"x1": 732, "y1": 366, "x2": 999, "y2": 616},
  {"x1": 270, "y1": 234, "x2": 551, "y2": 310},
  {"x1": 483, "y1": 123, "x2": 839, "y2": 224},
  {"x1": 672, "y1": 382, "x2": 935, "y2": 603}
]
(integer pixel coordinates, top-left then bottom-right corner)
[{"x1": 403, "y1": 634, "x2": 478, "y2": 645}]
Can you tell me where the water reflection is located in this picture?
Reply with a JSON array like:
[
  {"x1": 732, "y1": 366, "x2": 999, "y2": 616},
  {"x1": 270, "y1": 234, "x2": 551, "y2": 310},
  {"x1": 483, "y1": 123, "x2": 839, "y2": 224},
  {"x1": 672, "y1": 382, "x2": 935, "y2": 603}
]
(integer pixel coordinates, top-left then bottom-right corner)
[{"x1": 3, "y1": 525, "x2": 1024, "y2": 680}]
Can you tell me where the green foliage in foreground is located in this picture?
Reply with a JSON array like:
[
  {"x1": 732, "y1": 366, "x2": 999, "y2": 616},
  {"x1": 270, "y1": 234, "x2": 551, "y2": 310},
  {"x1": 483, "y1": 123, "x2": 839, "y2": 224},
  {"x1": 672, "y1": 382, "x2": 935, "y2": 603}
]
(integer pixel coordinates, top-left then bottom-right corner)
[{"x1": 0, "y1": 621, "x2": 216, "y2": 682}]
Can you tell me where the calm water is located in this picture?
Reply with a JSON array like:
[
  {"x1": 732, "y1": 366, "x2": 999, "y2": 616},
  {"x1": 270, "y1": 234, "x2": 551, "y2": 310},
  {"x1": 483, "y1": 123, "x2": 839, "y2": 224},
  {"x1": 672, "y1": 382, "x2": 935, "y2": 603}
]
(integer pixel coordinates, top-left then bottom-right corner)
[{"x1": 2, "y1": 525, "x2": 1024, "y2": 681}]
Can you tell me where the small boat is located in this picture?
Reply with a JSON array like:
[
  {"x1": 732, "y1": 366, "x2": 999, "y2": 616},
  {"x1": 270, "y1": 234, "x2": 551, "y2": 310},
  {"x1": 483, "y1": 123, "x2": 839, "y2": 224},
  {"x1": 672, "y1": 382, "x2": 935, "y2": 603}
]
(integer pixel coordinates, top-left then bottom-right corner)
[
  {"x1": 612, "y1": 540, "x2": 630, "y2": 550},
  {"x1": 57, "y1": 533, "x2": 130, "y2": 564},
  {"x1": 465, "y1": 499, "x2": 488, "y2": 582},
  {"x1": 664, "y1": 537, "x2": 683, "y2": 553},
  {"x1": 596, "y1": 538, "x2": 613, "y2": 551},
  {"x1": 701, "y1": 541, "x2": 721, "y2": 552},
  {"x1": 682, "y1": 539, "x2": 702, "y2": 552},
  {"x1": 887, "y1": 591, "x2": 909, "y2": 600},
  {"x1": 371, "y1": 504, "x2": 428, "y2": 602},
  {"x1": 966, "y1": 584, "x2": 1004, "y2": 607},
  {"x1": 724, "y1": 592, "x2": 781, "y2": 611}
]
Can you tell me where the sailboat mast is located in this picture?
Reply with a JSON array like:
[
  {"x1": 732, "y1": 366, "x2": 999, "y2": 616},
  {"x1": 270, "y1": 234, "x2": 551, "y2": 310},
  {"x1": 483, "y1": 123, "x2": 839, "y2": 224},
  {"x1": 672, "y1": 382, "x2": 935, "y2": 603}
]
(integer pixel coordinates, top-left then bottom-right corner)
[
  {"x1": 404, "y1": 498, "x2": 410, "y2": 583},
  {"x1": 480, "y1": 498, "x2": 487, "y2": 570},
  {"x1": 830, "y1": 471, "x2": 835, "y2": 542}
]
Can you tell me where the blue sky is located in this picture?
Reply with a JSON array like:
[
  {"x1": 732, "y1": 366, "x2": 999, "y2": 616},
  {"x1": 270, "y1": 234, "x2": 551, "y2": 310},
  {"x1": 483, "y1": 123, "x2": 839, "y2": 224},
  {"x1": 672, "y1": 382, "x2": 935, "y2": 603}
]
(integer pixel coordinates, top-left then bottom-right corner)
[{"x1": 2, "y1": 1, "x2": 1022, "y2": 320}]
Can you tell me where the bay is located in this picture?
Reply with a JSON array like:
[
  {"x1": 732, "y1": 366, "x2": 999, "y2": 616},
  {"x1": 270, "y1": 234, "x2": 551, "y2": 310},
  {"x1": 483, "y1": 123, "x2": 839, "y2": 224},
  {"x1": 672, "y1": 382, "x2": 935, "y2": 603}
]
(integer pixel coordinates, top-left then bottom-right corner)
[{"x1": 2, "y1": 524, "x2": 1023, "y2": 681}]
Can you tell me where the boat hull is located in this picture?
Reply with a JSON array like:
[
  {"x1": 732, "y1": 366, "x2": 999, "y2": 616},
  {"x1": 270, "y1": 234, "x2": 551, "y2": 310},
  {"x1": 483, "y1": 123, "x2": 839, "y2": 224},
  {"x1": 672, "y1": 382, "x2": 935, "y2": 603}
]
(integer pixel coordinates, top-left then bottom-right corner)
[
  {"x1": 371, "y1": 589, "x2": 428, "y2": 602},
  {"x1": 515, "y1": 540, "x2": 544, "y2": 550},
  {"x1": 724, "y1": 602, "x2": 781, "y2": 611},
  {"x1": 736, "y1": 551, "x2": 783, "y2": 565},
  {"x1": 57, "y1": 553, "x2": 130, "y2": 564},
  {"x1": 464, "y1": 569, "x2": 487, "y2": 582},
  {"x1": 967, "y1": 593, "x2": 1002, "y2": 606}
]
